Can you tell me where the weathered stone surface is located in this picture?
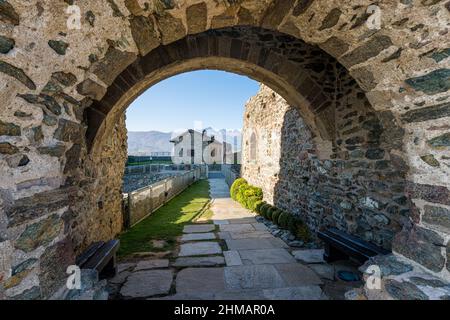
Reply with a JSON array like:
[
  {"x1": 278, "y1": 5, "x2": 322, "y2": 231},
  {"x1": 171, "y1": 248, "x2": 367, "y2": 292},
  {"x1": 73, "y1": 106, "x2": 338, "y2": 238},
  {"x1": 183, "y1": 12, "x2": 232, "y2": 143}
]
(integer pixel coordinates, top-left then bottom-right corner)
[
  {"x1": 120, "y1": 270, "x2": 173, "y2": 298},
  {"x1": 224, "y1": 265, "x2": 286, "y2": 290},
  {"x1": 274, "y1": 263, "x2": 322, "y2": 285},
  {"x1": 38, "y1": 144, "x2": 66, "y2": 158},
  {"x1": 428, "y1": 133, "x2": 450, "y2": 148},
  {"x1": 6, "y1": 187, "x2": 72, "y2": 227},
  {"x1": 0, "y1": 61, "x2": 36, "y2": 89},
  {"x1": 11, "y1": 287, "x2": 41, "y2": 300},
  {"x1": 406, "y1": 182, "x2": 450, "y2": 206},
  {"x1": 76, "y1": 79, "x2": 107, "y2": 100},
  {"x1": 15, "y1": 214, "x2": 63, "y2": 252},
  {"x1": 352, "y1": 67, "x2": 377, "y2": 90},
  {"x1": 292, "y1": 249, "x2": 325, "y2": 264},
  {"x1": 309, "y1": 264, "x2": 335, "y2": 280},
  {"x1": 423, "y1": 205, "x2": 450, "y2": 232},
  {"x1": 341, "y1": 36, "x2": 393, "y2": 67},
  {"x1": 405, "y1": 69, "x2": 450, "y2": 94},
  {"x1": 176, "y1": 268, "x2": 225, "y2": 293},
  {"x1": 239, "y1": 248, "x2": 296, "y2": 265},
  {"x1": 223, "y1": 250, "x2": 242, "y2": 266},
  {"x1": 421, "y1": 154, "x2": 440, "y2": 167},
  {"x1": 172, "y1": 256, "x2": 225, "y2": 267},
  {"x1": 134, "y1": 259, "x2": 169, "y2": 271},
  {"x1": 181, "y1": 232, "x2": 216, "y2": 242},
  {"x1": 18, "y1": 94, "x2": 62, "y2": 116},
  {"x1": 292, "y1": 0, "x2": 315, "y2": 16},
  {"x1": 393, "y1": 226, "x2": 445, "y2": 272},
  {"x1": 0, "y1": 142, "x2": 18, "y2": 154},
  {"x1": 320, "y1": 36, "x2": 349, "y2": 57},
  {"x1": 183, "y1": 224, "x2": 215, "y2": 233},
  {"x1": 53, "y1": 119, "x2": 82, "y2": 143},
  {"x1": 48, "y1": 40, "x2": 69, "y2": 55},
  {"x1": 179, "y1": 241, "x2": 222, "y2": 256},
  {"x1": 129, "y1": 15, "x2": 160, "y2": 56},
  {"x1": 38, "y1": 238, "x2": 75, "y2": 298},
  {"x1": 186, "y1": 3, "x2": 207, "y2": 34},
  {"x1": 261, "y1": 0, "x2": 296, "y2": 28},
  {"x1": 263, "y1": 286, "x2": 326, "y2": 300},
  {"x1": 89, "y1": 46, "x2": 137, "y2": 86},
  {"x1": 0, "y1": 1, "x2": 19, "y2": 26},
  {"x1": 402, "y1": 102, "x2": 450, "y2": 123},
  {"x1": 0, "y1": 35, "x2": 14, "y2": 53},
  {"x1": 385, "y1": 279, "x2": 428, "y2": 300},
  {"x1": 226, "y1": 238, "x2": 287, "y2": 250},
  {"x1": 0, "y1": 120, "x2": 20, "y2": 136},
  {"x1": 319, "y1": 8, "x2": 342, "y2": 30},
  {"x1": 155, "y1": 13, "x2": 186, "y2": 45},
  {"x1": 359, "y1": 254, "x2": 413, "y2": 277}
]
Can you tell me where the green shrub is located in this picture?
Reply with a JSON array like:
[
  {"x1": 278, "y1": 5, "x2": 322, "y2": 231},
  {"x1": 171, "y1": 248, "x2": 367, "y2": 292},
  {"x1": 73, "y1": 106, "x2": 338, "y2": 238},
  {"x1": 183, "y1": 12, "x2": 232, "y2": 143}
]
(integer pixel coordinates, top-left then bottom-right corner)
[
  {"x1": 278, "y1": 211, "x2": 290, "y2": 229},
  {"x1": 287, "y1": 215, "x2": 297, "y2": 233},
  {"x1": 271, "y1": 209, "x2": 282, "y2": 224},
  {"x1": 235, "y1": 182, "x2": 249, "y2": 204},
  {"x1": 266, "y1": 206, "x2": 277, "y2": 221},
  {"x1": 254, "y1": 201, "x2": 266, "y2": 214},
  {"x1": 242, "y1": 186, "x2": 263, "y2": 210},
  {"x1": 230, "y1": 178, "x2": 247, "y2": 200},
  {"x1": 291, "y1": 218, "x2": 311, "y2": 242}
]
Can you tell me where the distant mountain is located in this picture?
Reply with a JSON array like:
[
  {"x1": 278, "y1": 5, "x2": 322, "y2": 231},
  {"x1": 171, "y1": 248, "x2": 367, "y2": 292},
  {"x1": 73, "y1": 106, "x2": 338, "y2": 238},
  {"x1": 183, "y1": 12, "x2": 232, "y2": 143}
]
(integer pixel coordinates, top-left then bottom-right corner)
[
  {"x1": 127, "y1": 129, "x2": 242, "y2": 155},
  {"x1": 127, "y1": 131, "x2": 173, "y2": 155}
]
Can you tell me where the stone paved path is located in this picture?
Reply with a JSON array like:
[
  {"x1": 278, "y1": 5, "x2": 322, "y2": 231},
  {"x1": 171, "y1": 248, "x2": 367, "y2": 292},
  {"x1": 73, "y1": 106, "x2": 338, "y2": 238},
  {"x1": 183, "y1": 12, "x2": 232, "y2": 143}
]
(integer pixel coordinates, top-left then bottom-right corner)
[{"x1": 109, "y1": 176, "x2": 362, "y2": 300}]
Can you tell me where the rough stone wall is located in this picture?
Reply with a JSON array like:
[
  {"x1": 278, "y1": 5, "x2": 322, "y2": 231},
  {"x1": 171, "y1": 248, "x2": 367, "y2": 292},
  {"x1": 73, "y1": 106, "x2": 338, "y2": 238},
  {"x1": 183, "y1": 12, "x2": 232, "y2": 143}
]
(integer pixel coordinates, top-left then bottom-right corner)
[{"x1": 242, "y1": 83, "x2": 448, "y2": 279}]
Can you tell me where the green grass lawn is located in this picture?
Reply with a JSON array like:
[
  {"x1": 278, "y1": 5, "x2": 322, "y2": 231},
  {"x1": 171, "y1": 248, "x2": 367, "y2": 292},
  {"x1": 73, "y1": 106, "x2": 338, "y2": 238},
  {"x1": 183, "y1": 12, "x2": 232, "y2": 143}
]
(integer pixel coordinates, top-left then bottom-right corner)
[{"x1": 118, "y1": 180, "x2": 212, "y2": 258}]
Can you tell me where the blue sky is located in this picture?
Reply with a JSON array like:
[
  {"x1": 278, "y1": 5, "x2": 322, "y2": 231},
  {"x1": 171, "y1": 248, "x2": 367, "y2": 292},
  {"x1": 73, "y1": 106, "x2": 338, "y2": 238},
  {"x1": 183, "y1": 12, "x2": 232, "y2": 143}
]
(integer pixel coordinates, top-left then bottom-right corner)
[{"x1": 125, "y1": 70, "x2": 260, "y2": 132}]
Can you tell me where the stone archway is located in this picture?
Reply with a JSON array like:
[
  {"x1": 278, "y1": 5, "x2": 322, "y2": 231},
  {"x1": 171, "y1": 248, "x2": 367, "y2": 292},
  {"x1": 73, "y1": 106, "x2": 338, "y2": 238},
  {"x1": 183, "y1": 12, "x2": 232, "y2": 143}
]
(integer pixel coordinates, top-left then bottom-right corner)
[{"x1": 1, "y1": 0, "x2": 449, "y2": 299}]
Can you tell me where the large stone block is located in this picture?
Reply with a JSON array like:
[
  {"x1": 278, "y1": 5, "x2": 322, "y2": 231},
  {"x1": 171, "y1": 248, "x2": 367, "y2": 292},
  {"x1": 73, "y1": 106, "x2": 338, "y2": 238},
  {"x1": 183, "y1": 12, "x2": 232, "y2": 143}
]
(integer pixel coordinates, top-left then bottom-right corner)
[
  {"x1": 15, "y1": 214, "x2": 64, "y2": 252},
  {"x1": 393, "y1": 225, "x2": 445, "y2": 273}
]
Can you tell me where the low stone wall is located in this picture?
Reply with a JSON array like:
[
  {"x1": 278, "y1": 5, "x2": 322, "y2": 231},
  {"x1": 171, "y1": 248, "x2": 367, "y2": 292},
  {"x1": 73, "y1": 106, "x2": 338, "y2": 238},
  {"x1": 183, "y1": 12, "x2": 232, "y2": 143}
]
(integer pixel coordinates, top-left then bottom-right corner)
[{"x1": 123, "y1": 168, "x2": 202, "y2": 228}]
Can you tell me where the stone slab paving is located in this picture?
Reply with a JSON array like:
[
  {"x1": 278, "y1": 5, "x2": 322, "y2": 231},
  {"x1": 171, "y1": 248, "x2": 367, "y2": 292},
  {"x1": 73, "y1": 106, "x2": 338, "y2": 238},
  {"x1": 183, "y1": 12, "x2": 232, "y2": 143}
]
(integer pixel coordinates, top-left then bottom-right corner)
[
  {"x1": 120, "y1": 270, "x2": 174, "y2": 298},
  {"x1": 225, "y1": 238, "x2": 288, "y2": 250},
  {"x1": 172, "y1": 256, "x2": 225, "y2": 268},
  {"x1": 274, "y1": 263, "x2": 323, "y2": 285},
  {"x1": 179, "y1": 241, "x2": 222, "y2": 256},
  {"x1": 115, "y1": 178, "x2": 333, "y2": 301},
  {"x1": 181, "y1": 232, "x2": 216, "y2": 242},
  {"x1": 239, "y1": 249, "x2": 296, "y2": 265},
  {"x1": 134, "y1": 259, "x2": 169, "y2": 271},
  {"x1": 293, "y1": 249, "x2": 326, "y2": 264},
  {"x1": 183, "y1": 224, "x2": 215, "y2": 233},
  {"x1": 176, "y1": 268, "x2": 226, "y2": 294},
  {"x1": 263, "y1": 286, "x2": 327, "y2": 300},
  {"x1": 224, "y1": 265, "x2": 286, "y2": 290}
]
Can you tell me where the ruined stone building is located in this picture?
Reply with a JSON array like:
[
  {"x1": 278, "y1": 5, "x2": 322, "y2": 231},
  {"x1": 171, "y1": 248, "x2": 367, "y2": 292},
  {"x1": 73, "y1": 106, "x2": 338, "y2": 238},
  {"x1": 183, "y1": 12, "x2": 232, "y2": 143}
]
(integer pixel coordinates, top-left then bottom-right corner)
[
  {"x1": 0, "y1": 0, "x2": 449, "y2": 299},
  {"x1": 170, "y1": 129, "x2": 232, "y2": 164}
]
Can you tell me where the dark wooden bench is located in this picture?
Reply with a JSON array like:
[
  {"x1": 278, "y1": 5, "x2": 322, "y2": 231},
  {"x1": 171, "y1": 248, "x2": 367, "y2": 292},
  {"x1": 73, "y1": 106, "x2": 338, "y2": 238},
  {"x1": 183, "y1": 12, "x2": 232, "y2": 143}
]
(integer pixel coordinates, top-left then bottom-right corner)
[
  {"x1": 318, "y1": 228, "x2": 390, "y2": 264},
  {"x1": 76, "y1": 240, "x2": 120, "y2": 279}
]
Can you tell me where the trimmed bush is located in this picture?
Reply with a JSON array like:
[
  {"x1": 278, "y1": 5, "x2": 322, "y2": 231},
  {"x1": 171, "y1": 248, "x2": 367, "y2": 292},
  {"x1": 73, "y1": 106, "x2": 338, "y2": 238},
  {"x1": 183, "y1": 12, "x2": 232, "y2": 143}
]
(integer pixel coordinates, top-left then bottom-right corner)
[
  {"x1": 231, "y1": 179, "x2": 263, "y2": 211},
  {"x1": 271, "y1": 209, "x2": 282, "y2": 224},
  {"x1": 230, "y1": 178, "x2": 247, "y2": 200},
  {"x1": 291, "y1": 219, "x2": 311, "y2": 242},
  {"x1": 254, "y1": 201, "x2": 265, "y2": 214},
  {"x1": 266, "y1": 206, "x2": 277, "y2": 221},
  {"x1": 260, "y1": 204, "x2": 271, "y2": 217},
  {"x1": 277, "y1": 211, "x2": 290, "y2": 229}
]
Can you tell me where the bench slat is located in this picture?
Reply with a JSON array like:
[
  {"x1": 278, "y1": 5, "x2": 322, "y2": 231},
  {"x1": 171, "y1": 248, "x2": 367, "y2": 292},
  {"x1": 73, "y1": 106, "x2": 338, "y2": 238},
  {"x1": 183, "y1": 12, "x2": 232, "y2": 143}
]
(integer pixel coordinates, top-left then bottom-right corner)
[
  {"x1": 76, "y1": 241, "x2": 104, "y2": 267},
  {"x1": 82, "y1": 240, "x2": 120, "y2": 271},
  {"x1": 318, "y1": 228, "x2": 390, "y2": 264}
]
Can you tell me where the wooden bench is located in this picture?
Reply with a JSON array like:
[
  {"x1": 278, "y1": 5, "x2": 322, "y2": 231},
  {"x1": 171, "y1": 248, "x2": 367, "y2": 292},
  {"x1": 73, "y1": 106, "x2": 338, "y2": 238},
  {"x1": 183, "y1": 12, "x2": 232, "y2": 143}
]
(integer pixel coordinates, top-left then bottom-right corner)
[
  {"x1": 318, "y1": 228, "x2": 390, "y2": 264},
  {"x1": 76, "y1": 240, "x2": 120, "y2": 279}
]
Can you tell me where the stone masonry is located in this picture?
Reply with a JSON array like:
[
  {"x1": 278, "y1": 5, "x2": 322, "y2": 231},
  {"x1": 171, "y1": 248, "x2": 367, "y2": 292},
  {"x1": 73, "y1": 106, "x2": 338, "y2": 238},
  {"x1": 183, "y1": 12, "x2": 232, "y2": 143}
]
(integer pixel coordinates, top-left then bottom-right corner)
[{"x1": 0, "y1": 0, "x2": 449, "y2": 299}]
